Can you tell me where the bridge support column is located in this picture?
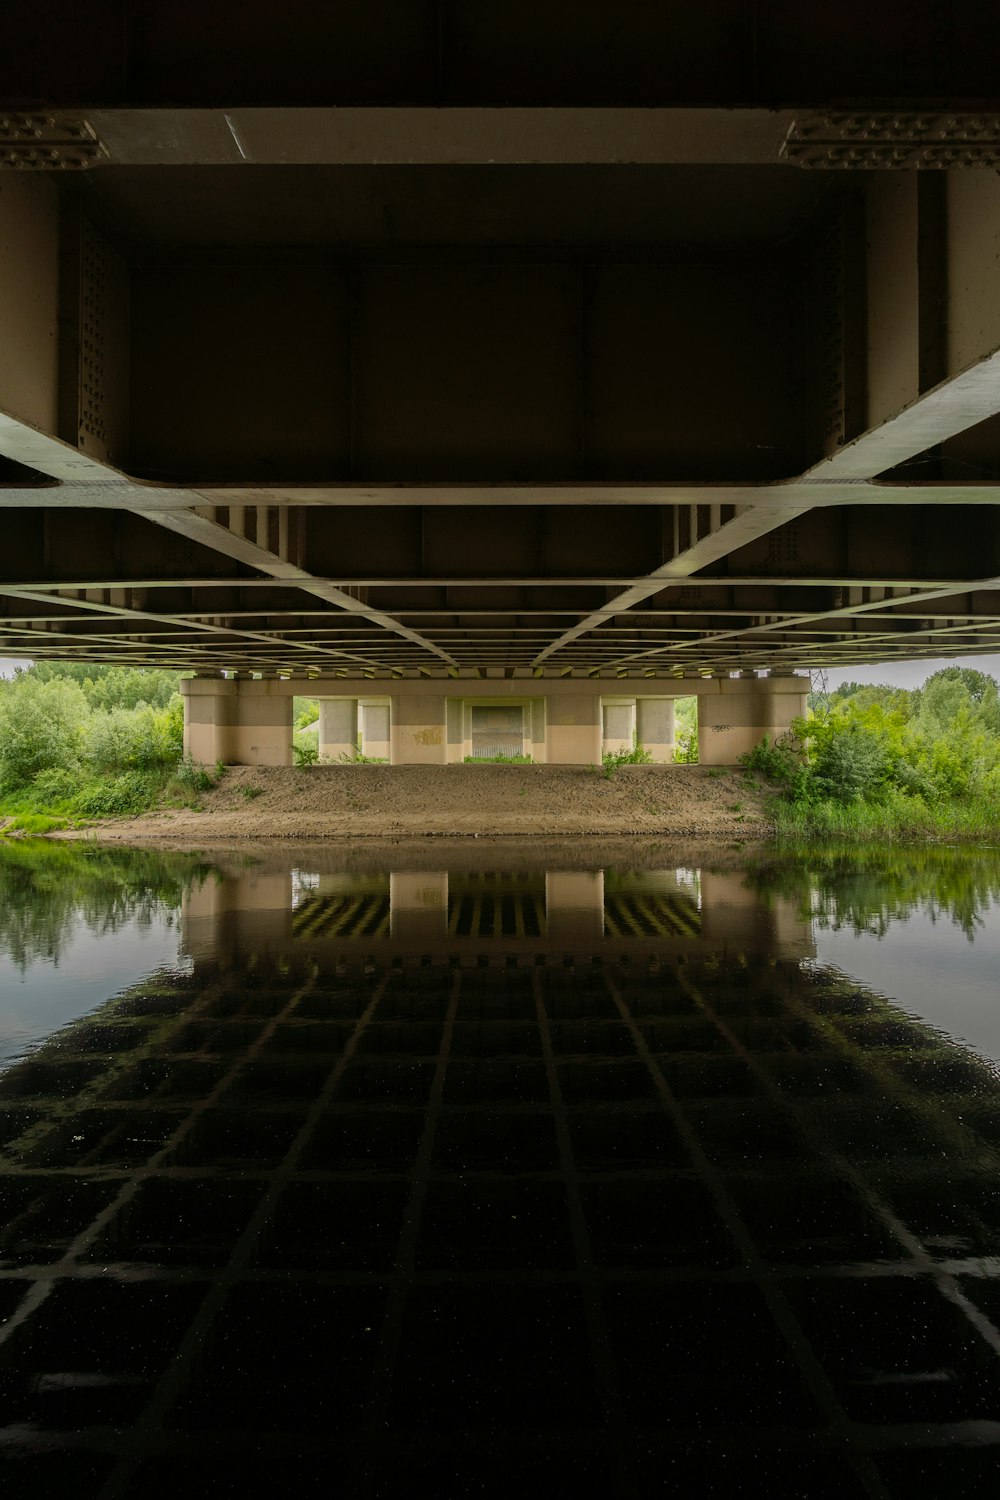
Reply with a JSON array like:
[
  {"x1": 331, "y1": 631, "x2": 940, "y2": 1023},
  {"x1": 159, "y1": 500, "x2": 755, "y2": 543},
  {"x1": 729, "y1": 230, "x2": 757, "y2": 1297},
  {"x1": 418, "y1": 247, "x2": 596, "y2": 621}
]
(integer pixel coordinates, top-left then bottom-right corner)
[
  {"x1": 697, "y1": 674, "x2": 808, "y2": 766},
  {"x1": 181, "y1": 677, "x2": 293, "y2": 766},
  {"x1": 319, "y1": 699, "x2": 358, "y2": 762},
  {"x1": 637, "y1": 698, "x2": 676, "y2": 762},
  {"x1": 390, "y1": 694, "x2": 448, "y2": 764},
  {"x1": 547, "y1": 694, "x2": 603, "y2": 765},
  {"x1": 602, "y1": 699, "x2": 636, "y2": 755}
]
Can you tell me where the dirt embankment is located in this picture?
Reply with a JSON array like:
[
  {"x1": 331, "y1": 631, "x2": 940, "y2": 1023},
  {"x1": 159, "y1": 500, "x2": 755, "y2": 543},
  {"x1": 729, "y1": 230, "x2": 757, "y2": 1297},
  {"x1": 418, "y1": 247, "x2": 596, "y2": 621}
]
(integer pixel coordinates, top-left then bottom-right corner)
[{"x1": 63, "y1": 764, "x2": 778, "y2": 843}]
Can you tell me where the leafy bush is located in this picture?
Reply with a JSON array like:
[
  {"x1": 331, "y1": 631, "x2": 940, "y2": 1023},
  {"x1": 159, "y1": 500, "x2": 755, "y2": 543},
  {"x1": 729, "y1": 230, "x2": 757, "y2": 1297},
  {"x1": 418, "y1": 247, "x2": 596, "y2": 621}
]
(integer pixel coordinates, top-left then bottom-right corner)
[
  {"x1": 293, "y1": 739, "x2": 319, "y2": 767},
  {"x1": 809, "y1": 721, "x2": 889, "y2": 802},
  {"x1": 602, "y1": 744, "x2": 653, "y2": 769},
  {"x1": 740, "y1": 732, "x2": 802, "y2": 788},
  {"x1": 0, "y1": 675, "x2": 89, "y2": 789},
  {"x1": 0, "y1": 666, "x2": 196, "y2": 821},
  {"x1": 162, "y1": 693, "x2": 184, "y2": 753},
  {"x1": 84, "y1": 703, "x2": 182, "y2": 775},
  {"x1": 72, "y1": 772, "x2": 157, "y2": 818},
  {"x1": 30, "y1": 767, "x2": 80, "y2": 804},
  {"x1": 741, "y1": 667, "x2": 1000, "y2": 836},
  {"x1": 173, "y1": 756, "x2": 217, "y2": 794}
]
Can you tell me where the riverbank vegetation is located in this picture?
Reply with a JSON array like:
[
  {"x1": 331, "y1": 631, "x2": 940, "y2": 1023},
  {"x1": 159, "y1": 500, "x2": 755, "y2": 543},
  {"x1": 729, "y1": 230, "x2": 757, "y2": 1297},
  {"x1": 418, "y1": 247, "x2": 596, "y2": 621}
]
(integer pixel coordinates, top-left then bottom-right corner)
[
  {"x1": 0, "y1": 663, "x2": 202, "y2": 832},
  {"x1": 740, "y1": 841, "x2": 1000, "y2": 937},
  {"x1": 4, "y1": 662, "x2": 1000, "y2": 841},
  {"x1": 0, "y1": 836, "x2": 212, "y2": 964},
  {"x1": 742, "y1": 667, "x2": 1000, "y2": 840}
]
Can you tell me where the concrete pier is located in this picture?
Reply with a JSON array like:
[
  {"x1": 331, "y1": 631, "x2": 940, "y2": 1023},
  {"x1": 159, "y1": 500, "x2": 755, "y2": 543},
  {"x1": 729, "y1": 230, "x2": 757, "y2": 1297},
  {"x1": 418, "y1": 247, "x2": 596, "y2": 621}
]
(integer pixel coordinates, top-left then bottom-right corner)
[
  {"x1": 182, "y1": 678, "x2": 293, "y2": 767},
  {"x1": 181, "y1": 673, "x2": 807, "y2": 768},
  {"x1": 318, "y1": 699, "x2": 358, "y2": 762}
]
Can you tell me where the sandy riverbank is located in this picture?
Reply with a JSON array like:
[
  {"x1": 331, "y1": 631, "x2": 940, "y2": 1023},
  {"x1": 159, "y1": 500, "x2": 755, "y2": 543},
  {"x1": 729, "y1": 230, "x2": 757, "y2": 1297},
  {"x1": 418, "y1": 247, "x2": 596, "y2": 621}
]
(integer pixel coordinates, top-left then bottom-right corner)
[{"x1": 55, "y1": 764, "x2": 777, "y2": 843}]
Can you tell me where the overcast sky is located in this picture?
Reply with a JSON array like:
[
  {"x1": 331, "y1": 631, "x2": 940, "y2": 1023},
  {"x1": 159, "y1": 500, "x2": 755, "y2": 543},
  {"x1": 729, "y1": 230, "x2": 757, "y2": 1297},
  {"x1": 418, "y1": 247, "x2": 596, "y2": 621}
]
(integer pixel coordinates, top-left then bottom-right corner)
[
  {"x1": 4, "y1": 654, "x2": 1000, "y2": 689},
  {"x1": 813, "y1": 655, "x2": 1000, "y2": 690}
]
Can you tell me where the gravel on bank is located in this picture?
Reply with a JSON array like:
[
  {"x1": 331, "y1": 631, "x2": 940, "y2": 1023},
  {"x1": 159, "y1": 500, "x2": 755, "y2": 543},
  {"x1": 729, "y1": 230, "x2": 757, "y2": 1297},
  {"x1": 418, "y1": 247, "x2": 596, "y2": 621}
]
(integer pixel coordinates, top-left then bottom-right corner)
[{"x1": 59, "y1": 763, "x2": 778, "y2": 842}]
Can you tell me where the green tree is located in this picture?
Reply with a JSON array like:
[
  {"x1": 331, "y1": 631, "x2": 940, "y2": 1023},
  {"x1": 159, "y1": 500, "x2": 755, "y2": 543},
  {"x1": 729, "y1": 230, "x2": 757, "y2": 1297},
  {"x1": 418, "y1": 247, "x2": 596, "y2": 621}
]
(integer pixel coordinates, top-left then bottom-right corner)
[
  {"x1": 743, "y1": 667, "x2": 1000, "y2": 831},
  {"x1": 84, "y1": 702, "x2": 182, "y2": 775},
  {"x1": 0, "y1": 674, "x2": 89, "y2": 789},
  {"x1": 26, "y1": 662, "x2": 182, "y2": 711},
  {"x1": 294, "y1": 697, "x2": 320, "y2": 729},
  {"x1": 916, "y1": 668, "x2": 1000, "y2": 739},
  {"x1": 673, "y1": 697, "x2": 699, "y2": 762}
]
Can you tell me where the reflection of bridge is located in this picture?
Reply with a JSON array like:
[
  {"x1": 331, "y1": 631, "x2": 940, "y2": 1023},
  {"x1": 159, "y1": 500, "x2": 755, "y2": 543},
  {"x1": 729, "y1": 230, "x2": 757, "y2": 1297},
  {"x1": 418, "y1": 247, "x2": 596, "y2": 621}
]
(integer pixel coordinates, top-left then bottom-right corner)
[
  {"x1": 182, "y1": 863, "x2": 814, "y2": 964},
  {"x1": 2, "y1": 897, "x2": 1000, "y2": 1487}
]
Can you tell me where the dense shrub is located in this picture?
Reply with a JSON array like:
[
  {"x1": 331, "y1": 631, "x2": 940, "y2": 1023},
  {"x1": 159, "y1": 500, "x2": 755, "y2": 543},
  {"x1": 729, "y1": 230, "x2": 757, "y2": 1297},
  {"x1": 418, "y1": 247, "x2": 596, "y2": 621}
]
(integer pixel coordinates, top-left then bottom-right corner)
[
  {"x1": 741, "y1": 732, "x2": 803, "y2": 791},
  {"x1": 30, "y1": 767, "x2": 80, "y2": 803},
  {"x1": 0, "y1": 666, "x2": 206, "y2": 822},
  {"x1": 84, "y1": 702, "x2": 182, "y2": 775},
  {"x1": 602, "y1": 744, "x2": 653, "y2": 772},
  {"x1": 172, "y1": 756, "x2": 218, "y2": 794},
  {"x1": 743, "y1": 667, "x2": 1000, "y2": 834},
  {"x1": 73, "y1": 772, "x2": 158, "y2": 818},
  {"x1": 0, "y1": 675, "x2": 88, "y2": 789},
  {"x1": 808, "y1": 721, "x2": 889, "y2": 802}
]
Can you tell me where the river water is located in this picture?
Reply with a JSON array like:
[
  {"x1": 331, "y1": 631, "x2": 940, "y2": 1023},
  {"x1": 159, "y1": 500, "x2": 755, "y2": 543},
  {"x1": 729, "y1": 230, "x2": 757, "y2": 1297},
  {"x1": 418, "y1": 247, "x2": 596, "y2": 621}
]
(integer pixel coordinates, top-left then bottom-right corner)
[{"x1": 1, "y1": 837, "x2": 1000, "y2": 1497}]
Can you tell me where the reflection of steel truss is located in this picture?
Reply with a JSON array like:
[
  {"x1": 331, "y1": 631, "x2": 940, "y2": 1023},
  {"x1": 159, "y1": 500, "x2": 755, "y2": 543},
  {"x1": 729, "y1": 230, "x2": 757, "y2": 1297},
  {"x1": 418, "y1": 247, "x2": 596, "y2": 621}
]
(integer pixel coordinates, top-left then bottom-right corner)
[
  {"x1": 1, "y1": 951, "x2": 999, "y2": 1487},
  {"x1": 290, "y1": 889, "x2": 700, "y2": 942},
  {"x1": 293, "y1": 893, "x2": 391, "y2": 940},
  {"x1": 604, "y1": 895, "x2": 701, "y2": 939}
]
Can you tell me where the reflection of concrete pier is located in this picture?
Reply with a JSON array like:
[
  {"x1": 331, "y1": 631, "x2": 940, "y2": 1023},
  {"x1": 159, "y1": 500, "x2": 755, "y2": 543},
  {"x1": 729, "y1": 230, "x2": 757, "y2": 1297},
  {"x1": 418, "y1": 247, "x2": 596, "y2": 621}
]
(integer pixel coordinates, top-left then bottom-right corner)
[
  {"x1": 182, "y1": 863, "x2": 813, "y2": 965},
  {"x1": 700, "y1": 870, "x2": 814, "y2": 963},
  {"x1": 182, "y1": 869, "x2": 293, "y2": 963},
  {"x1": 389, "y1": 872, "x2": 449, "y2": 944},
  {"x1": 545, "y1": 872, "x2": 605, "y2": 943}
]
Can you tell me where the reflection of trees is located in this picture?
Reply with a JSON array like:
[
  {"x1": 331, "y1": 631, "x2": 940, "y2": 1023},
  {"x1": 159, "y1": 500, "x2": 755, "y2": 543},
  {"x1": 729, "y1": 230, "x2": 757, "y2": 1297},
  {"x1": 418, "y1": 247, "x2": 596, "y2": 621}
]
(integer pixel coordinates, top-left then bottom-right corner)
[
  {"x1": 5, "y1": 837, "x2": 999, "y2": 969},
  {"x1": 0, "y1": 841, "x2": 214, "y2": 968},
  {"x1": 741, "y1": 846, "x2": 1000, "y2": 940}
]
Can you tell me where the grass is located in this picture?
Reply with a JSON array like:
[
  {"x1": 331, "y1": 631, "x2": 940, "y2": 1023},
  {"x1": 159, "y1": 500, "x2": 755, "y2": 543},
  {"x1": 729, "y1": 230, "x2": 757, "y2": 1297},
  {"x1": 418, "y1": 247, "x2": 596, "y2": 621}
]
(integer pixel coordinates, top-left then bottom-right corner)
[
  {"x1": 0, "y1": 811, "x2": 70, "y2": 835},
  {"x1": 772, "y1": 791, "x2": 1000, "y2": 843},
  {"x1": 463, "y1": 753, "x2": 534, "y2": 764},
  {"x1": 0, "y1": 758, "x2": 224, "y2": 834}
]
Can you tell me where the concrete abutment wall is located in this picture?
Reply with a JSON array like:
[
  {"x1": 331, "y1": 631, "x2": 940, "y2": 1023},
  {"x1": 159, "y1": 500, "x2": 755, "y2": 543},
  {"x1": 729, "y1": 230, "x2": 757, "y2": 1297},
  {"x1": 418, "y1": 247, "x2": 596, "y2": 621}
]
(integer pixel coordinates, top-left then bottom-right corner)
[{"x1": 181, "y1": 675, "x2": 807, "y2": 768}]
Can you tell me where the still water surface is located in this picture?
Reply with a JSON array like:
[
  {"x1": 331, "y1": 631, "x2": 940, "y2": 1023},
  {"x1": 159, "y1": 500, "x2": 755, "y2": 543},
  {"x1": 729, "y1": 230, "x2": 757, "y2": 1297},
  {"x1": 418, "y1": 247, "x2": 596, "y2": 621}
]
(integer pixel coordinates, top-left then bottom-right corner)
[{"x1": 1, "y1": 838, "x2": 1000, "y2": 1496}]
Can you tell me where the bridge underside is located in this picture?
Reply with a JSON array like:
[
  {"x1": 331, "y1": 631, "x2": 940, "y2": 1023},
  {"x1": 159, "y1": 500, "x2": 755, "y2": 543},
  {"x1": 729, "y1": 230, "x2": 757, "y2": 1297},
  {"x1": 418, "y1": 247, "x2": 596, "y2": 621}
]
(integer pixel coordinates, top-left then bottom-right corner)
[{"x1": 4, "y1": 4, "x2": 1000, "y2": 697}]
